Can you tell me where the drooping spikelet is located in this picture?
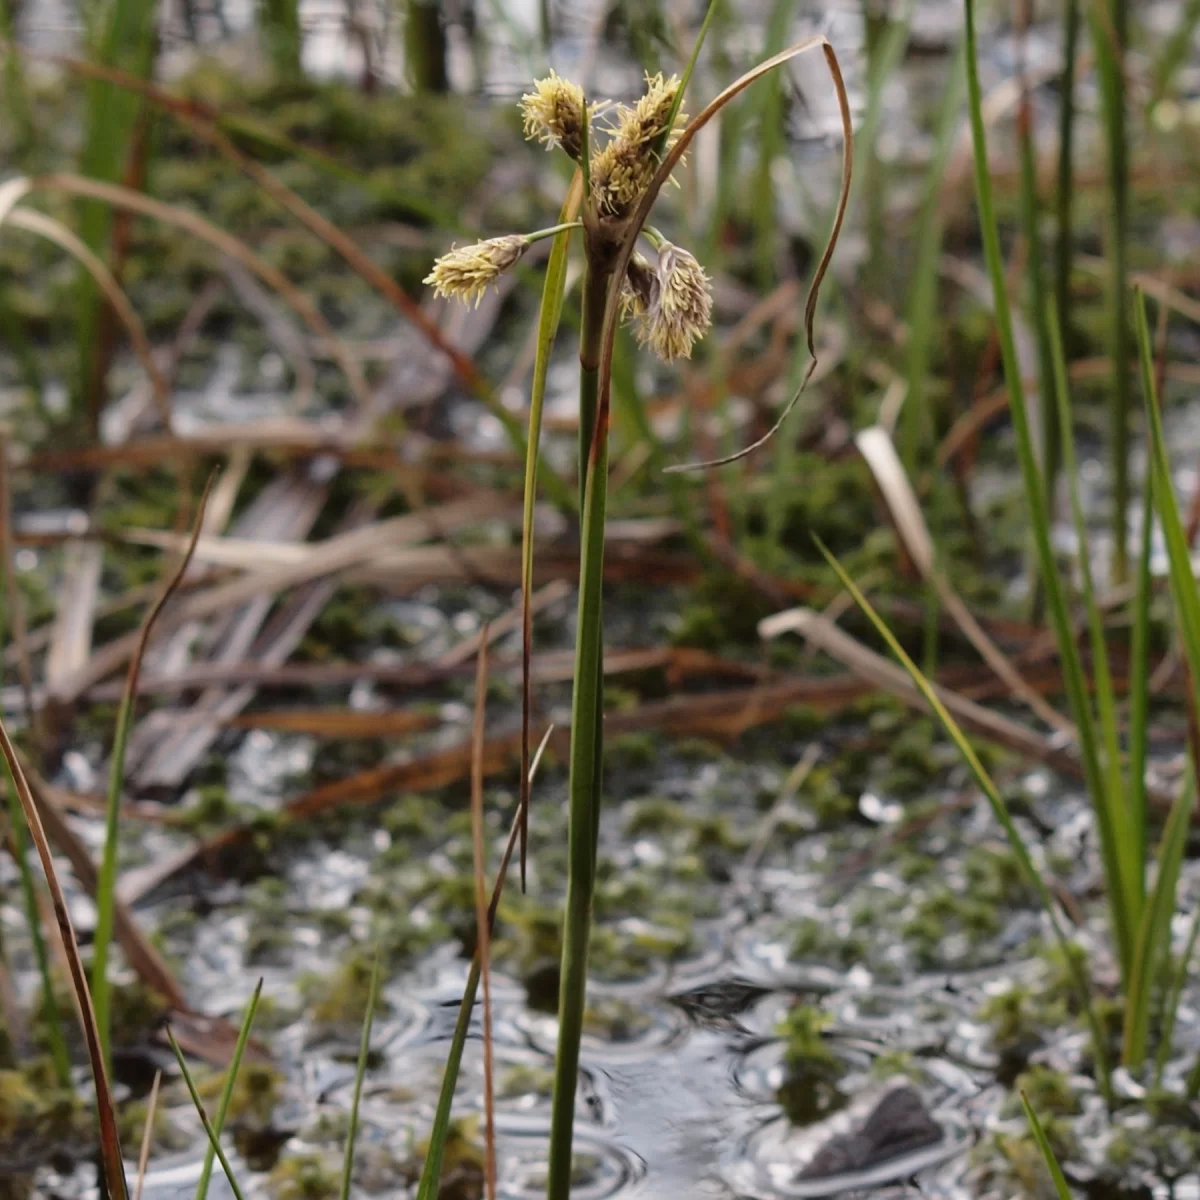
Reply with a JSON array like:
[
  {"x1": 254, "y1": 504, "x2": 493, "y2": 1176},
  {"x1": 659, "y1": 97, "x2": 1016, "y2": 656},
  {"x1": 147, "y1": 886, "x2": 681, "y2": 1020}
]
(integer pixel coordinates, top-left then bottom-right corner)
[
  {"x1": 619, "y1": 253, "x2": 659, "y2": 321},
  {"x1": 591, "y1": 72, "x2": 687, "y2": 218},
  {"x1": 424, "y1": 235, "x2": 528, "y2": 307},
  {"x1": 629, "y1": 241, "x2": 712, "y2": 362},
  {"x1": 520, "y1": 71, "x2": 589, "y2": 162}
]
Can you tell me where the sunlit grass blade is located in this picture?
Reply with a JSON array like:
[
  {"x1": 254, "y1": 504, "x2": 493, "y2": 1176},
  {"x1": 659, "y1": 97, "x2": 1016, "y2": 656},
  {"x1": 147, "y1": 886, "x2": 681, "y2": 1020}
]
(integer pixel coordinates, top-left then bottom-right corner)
[
  {"x1": 195, "y1": 979, "x2": 263, "y2": 1200},
  {"x1": 339, "y1": 950, "x2": 381, "y2": 1200},
  {"x1": 815, "y1": 536, "x2": 1111, "y2": 1100},
  {"x1": 1020, "y1": 1091, "x2": 1073, "y2": 1200},
  {"x1": 93, "y1": 469, "x2": 217, "y2": 1068},
  {"x1": 1048, "y1": 309, "x2": 1136, "y2": 920},
  {"x1": 655, "y1": 0, "x2": 721, "y2": 159},
  {"x1": 1124, "y1": 772, "x2": 1193, "y2": 1066},
  {"x1": 962, "y1": 0, "x2": 1131, "y2": 980},
  {"x1": 133, "y1": 1070, "x2": 162, "y2": 1200},
  {"x1": 167, "y1": 1028, "x2": 248, "y2": 1200},
  {"x1": 519, "y1": 173, "x2": 582, "y2": 890}
]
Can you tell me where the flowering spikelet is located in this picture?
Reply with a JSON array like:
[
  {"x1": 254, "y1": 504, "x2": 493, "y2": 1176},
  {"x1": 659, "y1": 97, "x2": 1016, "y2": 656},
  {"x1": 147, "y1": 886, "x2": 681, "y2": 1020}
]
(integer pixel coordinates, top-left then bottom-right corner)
[
  {"x1": 520, "y1": 71, "x2": 588, "y2": 162},
  {"x1": 619, "y1": 253, "x2": 658, "y2": 321},
  {"x1": 629, "y1": 241, "x2": 713, "y2": 362},
  {"x1": 592, "y1": 72, "x2": 687, "y2": 217},
  {"x1": 424, "y1": 235, "x2": 527, "y2": 307}
]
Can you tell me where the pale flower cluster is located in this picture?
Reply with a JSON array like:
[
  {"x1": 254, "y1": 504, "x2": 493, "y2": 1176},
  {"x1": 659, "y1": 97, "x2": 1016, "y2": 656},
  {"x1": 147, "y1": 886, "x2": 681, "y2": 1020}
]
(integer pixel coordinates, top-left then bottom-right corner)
[{"x1": 424, "y1": 70, "x2": 712, "y2": 361}]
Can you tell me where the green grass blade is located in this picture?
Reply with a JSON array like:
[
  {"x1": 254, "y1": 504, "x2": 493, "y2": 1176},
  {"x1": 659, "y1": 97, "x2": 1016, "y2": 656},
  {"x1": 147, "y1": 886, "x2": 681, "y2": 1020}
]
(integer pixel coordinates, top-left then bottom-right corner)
[
  {"x1": 1016, "y1": 20, "x2": 1060, "y2": 505},
  {"x1": 657, "y1": 0, "x2": 721, "y2": 157},
  {"x1": 194, "y1": 979, "x2": 263, "y2": 1200},
  {"x1": 1054, "y1": 0, "x2": 1078, "y2": 365},
  {"x1": 415, "y1": 953, "x2": 481, "y2": 1200},
  {"x1": 339, "y1": 948, "x2": 381, "y2": 1200},
  {"x1": 1124, "y1": 772, "x2": 1193, "y2": 1066},
  {"x1": 5, "y1": 787, "x2": 71, "y2": 1085},
  {"x1": 1048, "y1": 309, "x2": 1136, "y2": 919},
  {"x1": 962, "y1": 0, "x2": 1131, "y2": 979},
  {"x1": 1127, "y1": 457, "x2": 1154, "y2": 918},
  {"x1": 1138, "y1": 290, "x2": 1200, "y2": 731},
  {"x1": 901, "y1": 38, "x2": 964, "y2": 468},
  {"x1": 1157, "y1": 901, "x2": 1200, "y2": 1085},
  {"x1": 93, "y1": 472, "x2": 215, "y2": 1068},
  {"x1": 1150, "y1": 0, "x2": 1200, "y2": 107},
  {"x1": 1086, "y1": 0, "x2": 1131, "y2": 583},
  {"x1": 519, "y1": 176, "x2": 582, "y2": 888},
  {"x1": 167, "y1": 1029, "x2": 248, "y2": 1200},
  {"x1": 77, "y1": 0, "x2": 158, "y2": 428},
  {"x1": 816, "y1": 537, "x2": 1111, "y2": 1100},
  {"x1": 1020, "y1": 1092, "x2": 1074, "y2": 1199}
]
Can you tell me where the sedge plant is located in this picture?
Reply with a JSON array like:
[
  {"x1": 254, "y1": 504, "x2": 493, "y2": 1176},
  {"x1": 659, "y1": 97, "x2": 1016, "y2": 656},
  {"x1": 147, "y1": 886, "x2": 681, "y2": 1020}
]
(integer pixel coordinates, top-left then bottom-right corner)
[
  {"x1": 424, "y1": 19, "x2": 851, "y2": 1193},
  {"x1": 816, "y1": 0, "x2": 1200, "y2": 1110}
]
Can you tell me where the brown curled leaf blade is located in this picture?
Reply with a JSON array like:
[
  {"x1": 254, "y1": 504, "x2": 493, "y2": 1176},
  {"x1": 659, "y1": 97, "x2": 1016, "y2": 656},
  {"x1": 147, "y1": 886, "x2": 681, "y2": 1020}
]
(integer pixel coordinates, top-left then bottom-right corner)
[
  {"x1": 598, "y1": 37, "x2": 854, "y2": 473},
  {"x1": 0, "y1": 721, "x2": 128, "y2": 1200}
]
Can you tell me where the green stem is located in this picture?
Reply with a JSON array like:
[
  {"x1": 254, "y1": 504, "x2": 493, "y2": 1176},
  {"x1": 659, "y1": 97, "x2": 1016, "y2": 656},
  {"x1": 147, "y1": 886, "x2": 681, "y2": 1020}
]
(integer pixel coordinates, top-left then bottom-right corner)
[
  {"x1": 1089, "y1": 0, "x2": 1129, "y2": 582},
  {"x1": 1054, "y1": 0, "x2": 1078, "y2": 368},
  {"x1": 546, "y1": 261, "x2": 612, "y2": 1200}
]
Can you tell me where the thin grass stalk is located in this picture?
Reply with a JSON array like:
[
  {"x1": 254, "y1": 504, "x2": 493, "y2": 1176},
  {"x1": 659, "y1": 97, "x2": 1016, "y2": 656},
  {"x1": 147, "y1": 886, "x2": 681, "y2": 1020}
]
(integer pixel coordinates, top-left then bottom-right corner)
[
  {"x1": 5, "y1": 799, "x2": 70, "y2": 1084},
  {"x1": 167, "y1": 1029, "x2": 249, "y2": 1200},
  {"x1": 546, "y1": 261, "x2": 612, "y2": 1200},
  {"x1": 339, "y1": 951, "x2": 380, "y2": 1200},
  {"x1": 519, "y1": 175, "x2": 583, "y2": 890},
  {"x1": 901, "y1": 39, "x2": 965, "y2": 470},
  {"x1": 1127, "y1": 469, "x2": 1153, "y2": 884},
  {"x1": 415, "y1": 728, "x2": 553, "y2": 1200},
  {"x1": 817, "y1": 538, "x2": 1112, "y2": 1099},
  {"x1": 1124, "y1": 772, "x2": 1193, "y2": 1065},
  {"x1": 470, "y1": 643, "x2": 497, "y2": 1200},
  {"x1": 1088, "y1": 0, "x2": 1131, "y2": 583},
  {"x1": 962, "y1": 0, "x2": 1133, "y2": 980},
  {"x1": 1054, "y1": 0, "x2": 1078, "y2": 375},
  {"x1": 1159, "y1": 903, "x2": 1200, "y2": 1084},
  {"x1": 77, "y1": 0, "x2": 156, "y2": 431},
  {"x1": 195, "y1": 979, "x2": 264, "y2": 1200},
  {"x1": 0, "y1": 718, "x2": 127, "y2": 1200},
  {"x1": 1015, "y1": 0, "x2": 1059, "y2": 505},
  {"x1": 1048, "y1": 309, "x2": 1136, "y2": 918},
  {"x1": 133, "y1": 1070, "x2": 162, "y2": 1200},
  {"x1": 0, "y1": 430, "x2": 68, "y2": 1083},
  {"x1": 93, "y1": 469, "x2": 216, "y2": 1067},
  {"x1": 1150, "y1": 0, "x2": 1200, "y2": 105},
  {"x1": 1020, "y1": 1092, "x2": 1073, "y2": 1199}
]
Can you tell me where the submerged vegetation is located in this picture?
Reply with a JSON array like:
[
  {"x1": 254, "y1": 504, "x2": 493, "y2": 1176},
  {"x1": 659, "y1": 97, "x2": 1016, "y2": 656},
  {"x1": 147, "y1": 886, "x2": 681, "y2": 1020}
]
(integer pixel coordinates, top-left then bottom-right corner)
[{"x1": 2, "y1": 0, "x2": 1200, "y2": 1198}]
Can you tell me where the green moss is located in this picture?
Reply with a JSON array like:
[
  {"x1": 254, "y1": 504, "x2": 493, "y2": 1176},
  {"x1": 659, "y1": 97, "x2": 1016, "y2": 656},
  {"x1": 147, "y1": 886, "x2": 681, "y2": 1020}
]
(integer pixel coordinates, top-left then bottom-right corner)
[
  {"x1": 607, "y1": 731, "x2": 658, "y2": 769},
  {"x1": 269, "y1": 1152, "x2": 340, "y2": 1200},
  {"x1": 199, "y1": 1060, "x2": 284, "y2": 1128},
  {"x1": 304, "y1": 950, "x2": 389, "y2": 1026},
  {"x1": 623, "y1": 796, "x2": 687, "y2": 836}
]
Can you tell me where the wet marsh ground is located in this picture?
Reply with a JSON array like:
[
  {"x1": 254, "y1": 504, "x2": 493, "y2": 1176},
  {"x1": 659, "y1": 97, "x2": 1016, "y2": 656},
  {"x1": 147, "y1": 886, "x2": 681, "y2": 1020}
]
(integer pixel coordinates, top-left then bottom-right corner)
[{"x1": 4, "y1": 0, "x2": 1200, "y2": 1197}]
